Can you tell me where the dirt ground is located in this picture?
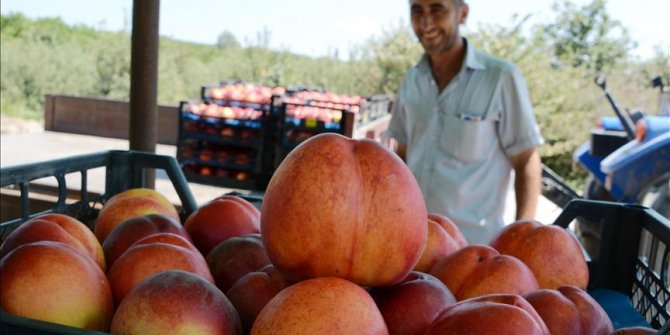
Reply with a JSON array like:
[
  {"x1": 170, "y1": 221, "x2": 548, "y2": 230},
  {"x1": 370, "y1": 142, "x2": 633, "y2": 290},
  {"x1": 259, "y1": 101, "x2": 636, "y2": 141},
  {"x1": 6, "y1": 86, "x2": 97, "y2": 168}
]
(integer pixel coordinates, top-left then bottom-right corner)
[{"x1": 0, "y1": 115, "x2": 44, "y2": 135}]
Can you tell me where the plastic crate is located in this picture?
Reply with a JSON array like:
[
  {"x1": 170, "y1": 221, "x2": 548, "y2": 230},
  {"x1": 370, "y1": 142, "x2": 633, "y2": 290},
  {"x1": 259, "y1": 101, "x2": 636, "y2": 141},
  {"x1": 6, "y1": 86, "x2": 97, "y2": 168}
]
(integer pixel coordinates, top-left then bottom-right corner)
[
  {"x1": 1, "y1": 150, "x2": 198, "y2": 334},
  {"x1": 553, "y1": 199, "x2": 670, "y2": 331}
]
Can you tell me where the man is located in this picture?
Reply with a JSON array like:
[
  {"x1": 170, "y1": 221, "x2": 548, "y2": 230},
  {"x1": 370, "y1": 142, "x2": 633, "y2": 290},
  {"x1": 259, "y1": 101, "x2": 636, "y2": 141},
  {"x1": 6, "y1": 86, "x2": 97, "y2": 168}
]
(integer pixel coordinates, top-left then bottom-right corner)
[{"x1": 385, "y1": 0, "x2": 544, "y2": 244}]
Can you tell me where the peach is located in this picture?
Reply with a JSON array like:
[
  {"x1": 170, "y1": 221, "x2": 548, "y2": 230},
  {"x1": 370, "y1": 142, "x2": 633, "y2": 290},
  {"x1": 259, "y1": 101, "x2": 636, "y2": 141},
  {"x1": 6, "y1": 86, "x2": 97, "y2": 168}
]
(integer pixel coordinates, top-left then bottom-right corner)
[
  {"x1": 206, "y1": 233, "x2": 270, "y2": 292},
  {"x1": 490, "y1": 220, "x2": 589, "y2": 289},
  {"x1": 0, "y1": 213, "x2": 105, "y2": 271},
  {"x1": 250, "y1": 277, "x2": 389, "y2": 335},
  {"x1": 414, "y1": 216, "x2": 464, "y2": 272},
  {"x1": 429, "y1": 244, "x2": 540, "y2": 300},
  {"x1": 261, "y1": 133, "x2": 427, "y2": 286},
  {"x1": 226, "y1": 264, "x2": 292, "y2": 334},
  {"x1": 525, "y1": 285, "x2": 613, "y2": 335},
  {"x1": 111, "y1": 270, "x2": 241, "y2": 335},
  {"x1": 369, "y1": 271, "x2": 457, "y2": 335},
  {"x1": 425, "y1": 294, "x2": 550, "y2": 335},
  {"x1": 0, "y1": 241, "x2": 113, "y2": 331},
  {"x1": 101, "y1": 213, "x2": 190, "y2": 269},
  {"x1": 184, "y1": 195, "x2": 261, "y2": 255},
  {"x1": 428, "y1": 212, "x2": 468, "y2": 248},
  {"x1": 94, "y1": 188, "x2": 180, "y2": 244},
  {"x1": 107, "y1": 241, "x2": 213, "y2": 305}
]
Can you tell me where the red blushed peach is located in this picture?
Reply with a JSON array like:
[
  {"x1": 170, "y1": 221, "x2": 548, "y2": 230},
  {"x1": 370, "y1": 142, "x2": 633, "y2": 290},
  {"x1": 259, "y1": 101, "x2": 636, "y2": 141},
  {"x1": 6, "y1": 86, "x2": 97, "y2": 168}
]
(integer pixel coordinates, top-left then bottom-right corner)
[
  {"x1": 184, "y1": 195, "x2": 261, "y2": 255},
  {"x1": 250, "y1": 277, "x2": 389, "y2": 335},
  {"x1": 490, "y1": 220, "x2": 589, "y2": 289},
  {"x1": 429, "y1": 244, "x2": 540, "y2": 301},
  {"x1": 369, "y1": 271, "x2": 457, "y2": 335},
  {"x1": 111, "y1": 270, "x2": 241, "y2": 335},
  {"x1": 0, "y1": 241, "x2": 113, "y2": 331},
  {"x1": 414, "y1": 218, "x2": 462, "y2": 272},
  {"x1": 1, "y1": 213, "x2": 105, "y2": 271},
  {"x1": 425, "y1": 294, "x2": 550, "y2": 335},
  {"x1": 94, "y1": 192, "x2": 180, "y2": 244},
  {"x1": 261, "y1": 133, "x2": 427, "y2": 287},
  {"x1": 106, "y1": 242, "x2": 213, "y2": 305},
  {"x1": 102, "y1": 213, "x2": 191, "y2": 269},
  {"x1": 226, "y1": 264, "x2": 292, "y2": 334},
  {"x1": 525, "y1": 286, "x2": 613, "y2": 335},
  {"x1": 428, "y1": 213, "x2": 468, "y2": 248},
  {"x1": 206, "y1": 233, "x2": 270, "y2": 293}
]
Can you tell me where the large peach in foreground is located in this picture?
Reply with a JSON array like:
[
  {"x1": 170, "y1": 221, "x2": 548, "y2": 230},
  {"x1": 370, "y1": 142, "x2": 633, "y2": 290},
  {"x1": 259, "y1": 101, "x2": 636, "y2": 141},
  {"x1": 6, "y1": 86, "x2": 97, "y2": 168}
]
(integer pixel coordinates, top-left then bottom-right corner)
[
  {"x1": 0, "y1": 213, "x2": 105, "y2": 271},
  {"x1": 429, "y1": 244, "x2": 540, "y2": 301},
  {"x1": 425, "y1": 294, "x2": 550, "y2": 335},
  {"x1": 250, "y1": 277, "x2": 388, "y2": 335},
  {"x1": 0, "y1": 241, "x2": 113, "y2": 331},
  {"x1": 261, "y1": 133, "x2": 427, "y2": 286},
  {"x1": 111, "y1": 270, "x2": 242, "y2": 335},
  {"x1": 490, "y1": 220, "x2": 589, "y2": 289}
]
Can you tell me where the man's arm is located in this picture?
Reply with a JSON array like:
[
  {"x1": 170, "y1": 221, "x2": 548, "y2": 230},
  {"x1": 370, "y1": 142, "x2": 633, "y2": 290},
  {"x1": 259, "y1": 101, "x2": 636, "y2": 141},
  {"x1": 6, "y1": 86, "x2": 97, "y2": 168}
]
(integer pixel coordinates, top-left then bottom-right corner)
[{"x1": 510, "y1": 147, "x2": 542, "y2": 220}]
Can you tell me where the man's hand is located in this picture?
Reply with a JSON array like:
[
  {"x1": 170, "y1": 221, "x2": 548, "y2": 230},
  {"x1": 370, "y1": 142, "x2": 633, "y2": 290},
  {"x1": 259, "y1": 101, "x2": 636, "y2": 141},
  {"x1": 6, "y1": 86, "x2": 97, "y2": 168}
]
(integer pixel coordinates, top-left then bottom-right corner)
[{"x1": 510, "y1": 148, "x2": 542, "y2": 221}]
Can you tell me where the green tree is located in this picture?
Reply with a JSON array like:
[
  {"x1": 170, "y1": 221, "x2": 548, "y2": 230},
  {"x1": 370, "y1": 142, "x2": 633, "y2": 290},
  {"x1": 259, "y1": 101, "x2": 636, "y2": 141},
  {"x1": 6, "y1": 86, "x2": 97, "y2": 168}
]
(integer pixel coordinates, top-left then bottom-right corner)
[
  {"x1": 216, "y1": 30, "x2": 240, "y2": 50},
  {"x1": 541, "y1": 0, "x2": 632, "y2": 73}
]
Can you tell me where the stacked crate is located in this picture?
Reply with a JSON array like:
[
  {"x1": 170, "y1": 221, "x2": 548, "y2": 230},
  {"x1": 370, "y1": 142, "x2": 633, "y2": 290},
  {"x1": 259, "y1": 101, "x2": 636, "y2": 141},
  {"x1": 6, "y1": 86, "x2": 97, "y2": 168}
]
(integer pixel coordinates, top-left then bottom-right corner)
[{"x1": 176, "y1": 81, "x2": 391, "y2": 191}]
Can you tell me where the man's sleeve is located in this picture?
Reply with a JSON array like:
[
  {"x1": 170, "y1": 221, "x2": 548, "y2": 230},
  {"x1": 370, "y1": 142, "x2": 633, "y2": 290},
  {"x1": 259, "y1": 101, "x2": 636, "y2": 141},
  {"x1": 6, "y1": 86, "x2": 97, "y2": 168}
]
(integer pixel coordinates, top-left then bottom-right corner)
[{"x1": 498, "y1": 65, "x2": 544, "y2": 157}]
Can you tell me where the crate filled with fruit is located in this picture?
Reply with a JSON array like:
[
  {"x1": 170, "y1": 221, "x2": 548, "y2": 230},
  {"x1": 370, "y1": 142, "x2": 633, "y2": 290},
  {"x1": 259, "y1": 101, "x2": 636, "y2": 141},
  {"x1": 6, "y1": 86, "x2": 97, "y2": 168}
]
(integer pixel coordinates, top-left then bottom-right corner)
[{"x1": 176, "y1": 81, "x2": 281, "y2": 191}]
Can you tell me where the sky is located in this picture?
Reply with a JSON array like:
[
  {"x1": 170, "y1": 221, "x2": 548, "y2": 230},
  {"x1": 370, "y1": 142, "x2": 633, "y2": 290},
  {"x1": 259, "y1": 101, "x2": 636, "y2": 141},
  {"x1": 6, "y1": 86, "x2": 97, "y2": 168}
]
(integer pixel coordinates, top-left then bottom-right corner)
[{"x1": 1, "y1": 0, "x2": 669, "y2": 60}]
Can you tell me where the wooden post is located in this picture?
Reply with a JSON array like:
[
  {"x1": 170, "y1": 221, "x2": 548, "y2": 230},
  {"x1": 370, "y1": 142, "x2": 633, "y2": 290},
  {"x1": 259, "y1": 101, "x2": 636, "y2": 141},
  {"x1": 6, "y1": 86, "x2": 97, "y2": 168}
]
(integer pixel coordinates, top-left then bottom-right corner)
[{"x1": 129, "y1": 0, "x2": 160, "y2": 188}]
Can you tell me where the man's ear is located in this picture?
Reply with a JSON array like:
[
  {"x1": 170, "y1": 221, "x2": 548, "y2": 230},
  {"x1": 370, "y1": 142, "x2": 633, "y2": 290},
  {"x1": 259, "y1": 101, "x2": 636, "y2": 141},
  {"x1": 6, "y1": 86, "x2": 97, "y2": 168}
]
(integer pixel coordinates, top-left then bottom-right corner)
[{"x1": 459, "y1": 3, "x2": 469, "y2": 25}]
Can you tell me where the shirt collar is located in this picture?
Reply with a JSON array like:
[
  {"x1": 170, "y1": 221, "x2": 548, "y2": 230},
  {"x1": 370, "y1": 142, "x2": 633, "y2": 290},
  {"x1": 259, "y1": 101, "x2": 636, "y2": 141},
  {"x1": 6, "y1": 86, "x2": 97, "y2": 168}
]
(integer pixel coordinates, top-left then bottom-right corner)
[{"x1": 416, "y1": 38, "x2": 486, "y2": 72}]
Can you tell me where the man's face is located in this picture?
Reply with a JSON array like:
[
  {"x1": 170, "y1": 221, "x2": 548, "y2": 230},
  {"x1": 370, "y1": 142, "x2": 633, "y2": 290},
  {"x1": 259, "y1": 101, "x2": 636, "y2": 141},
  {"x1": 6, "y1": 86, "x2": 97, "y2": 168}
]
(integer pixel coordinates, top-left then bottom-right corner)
[{"x1": 410, "y1": 0, "x2": 468, "y2": 55}]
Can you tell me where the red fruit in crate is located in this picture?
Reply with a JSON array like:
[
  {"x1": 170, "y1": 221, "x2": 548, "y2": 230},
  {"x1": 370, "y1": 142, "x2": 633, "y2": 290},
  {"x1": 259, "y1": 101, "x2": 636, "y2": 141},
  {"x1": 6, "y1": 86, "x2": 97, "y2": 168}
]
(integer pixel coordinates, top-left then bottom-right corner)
[
  {"x1": 221, "y1": 107, "x2": 235, "y2": 119},
  {"x1": 221, "y1": 127, "x2": 235, "y2": 137},
  {"x1": 1, "y1": 241, "x2": 114, "y2": 331},
  {"x1": 429, "y1": 244, "x2": 539, "y2": 301},
  {"x1": 525, "y1": 285, "x2": 613, "y2": 335},
  {"x1": 235, "y1": 153, "x2": 251, "y2": 165},
  {"x1": 200, "y1": 166, "x2": 213, "y2": 176},
  {"x1": 209, "y1": 87, "x2": 224, "y2": 100},
  {"x1": 226, "y1": 264, "x2": 292, "y2": 334},
  {"x1": 101, "y1": 213, "x2": 191, "y2": 269},
  {"x1": 184, "y1": 195, "x2": 261, "y2": 255},
  {"x1": 425, "y1": 294, "x2": 550, "y2": 335},
  {"x1": 490, "y1": 220, "x2": 589, "y2": 290},
  {"x1": 236, "y1": 171, "x2": 250, "y2": 181},
  {"x1": 110, "y1": 270, "x2": 242, "y2": 335},
  {"x1": 0, "y1": 213, "x2": 106, "y2": 272},
  {"x1": 261, "y1": 133, "x2": 427, "y2": 287},
  {"x1": 199, "y1": 150, "x2": 213, "y2": 161},
  {"x1": 204, "y1": 104, "x2": 220, "y2": 117},
  {"x1": 206, "y1": 233, "x2": 271, "y2": 293}
]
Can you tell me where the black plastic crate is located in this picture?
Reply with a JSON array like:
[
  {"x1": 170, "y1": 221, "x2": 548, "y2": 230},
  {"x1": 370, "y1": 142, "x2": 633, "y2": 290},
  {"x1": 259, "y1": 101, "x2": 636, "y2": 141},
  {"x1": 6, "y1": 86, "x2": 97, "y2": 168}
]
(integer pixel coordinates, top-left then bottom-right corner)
[
  {"x1": 1, "y1": 150, "x2": 198, "y2": 334},
  {"x1": 553, "y1": 199, "x2": 670, "y2": 330},
  {"x1": 176, "y1": 100, "x2": 272, "y2": 191}
]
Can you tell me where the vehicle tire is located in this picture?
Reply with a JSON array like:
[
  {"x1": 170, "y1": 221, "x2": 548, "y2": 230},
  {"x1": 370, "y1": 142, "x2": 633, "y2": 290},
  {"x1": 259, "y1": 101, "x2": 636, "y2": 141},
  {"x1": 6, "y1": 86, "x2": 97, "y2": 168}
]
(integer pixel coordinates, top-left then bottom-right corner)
[{"x1": 639, "y1": 173, "x2": 670, "y2": 219}]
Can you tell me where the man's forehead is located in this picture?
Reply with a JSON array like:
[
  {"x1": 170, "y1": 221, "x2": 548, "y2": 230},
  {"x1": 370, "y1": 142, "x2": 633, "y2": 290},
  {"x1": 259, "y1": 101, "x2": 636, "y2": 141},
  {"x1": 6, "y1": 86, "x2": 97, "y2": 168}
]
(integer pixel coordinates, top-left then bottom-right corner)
[{"x1": 410, "y1": 0, "x2": 454, "y2": 7}]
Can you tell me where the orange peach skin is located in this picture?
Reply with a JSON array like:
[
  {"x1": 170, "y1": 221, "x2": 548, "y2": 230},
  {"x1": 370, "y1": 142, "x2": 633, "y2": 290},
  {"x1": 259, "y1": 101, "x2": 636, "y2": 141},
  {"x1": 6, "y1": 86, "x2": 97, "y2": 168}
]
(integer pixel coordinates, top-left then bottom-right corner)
[
  {"x1": 250, "y1": 277, "x2": 389, "y2": 335},
  {"x1": 0, "y1": 241, "x2": 113, "y2": 331},
  {"x1": 261, "y1": 133, "x2": 427, "y2": 287},
  {"x1": 1, "y1": 213, "x2": 106, "y2": 271}
]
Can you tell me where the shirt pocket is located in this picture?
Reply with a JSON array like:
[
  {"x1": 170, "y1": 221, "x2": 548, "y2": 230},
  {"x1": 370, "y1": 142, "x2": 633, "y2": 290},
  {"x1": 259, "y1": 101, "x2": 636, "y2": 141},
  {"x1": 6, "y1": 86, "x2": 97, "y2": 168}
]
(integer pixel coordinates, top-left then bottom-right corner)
[{"x1": 440, "y1": 113, "x2": 498, "y2": 163}]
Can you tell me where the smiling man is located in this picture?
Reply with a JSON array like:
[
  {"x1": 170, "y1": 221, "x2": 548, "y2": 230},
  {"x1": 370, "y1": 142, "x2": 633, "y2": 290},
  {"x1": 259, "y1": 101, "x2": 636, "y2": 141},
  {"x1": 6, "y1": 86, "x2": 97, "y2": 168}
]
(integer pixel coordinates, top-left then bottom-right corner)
[{"x1": 385, "y1": 0, "x2": 544, "y2": 244}]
